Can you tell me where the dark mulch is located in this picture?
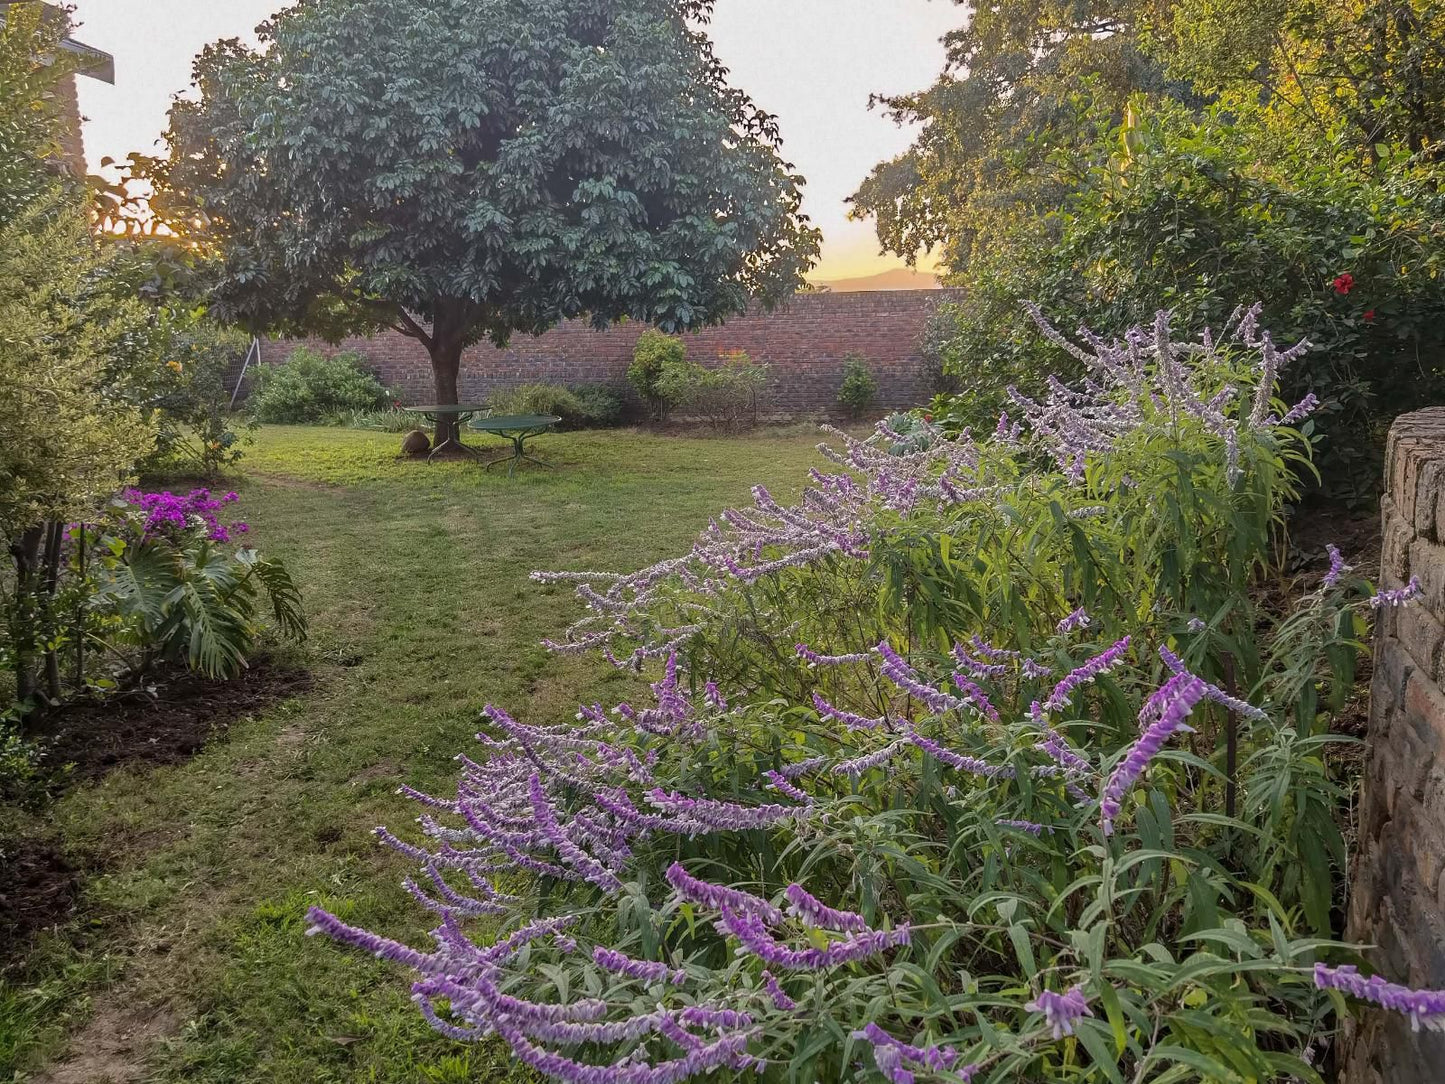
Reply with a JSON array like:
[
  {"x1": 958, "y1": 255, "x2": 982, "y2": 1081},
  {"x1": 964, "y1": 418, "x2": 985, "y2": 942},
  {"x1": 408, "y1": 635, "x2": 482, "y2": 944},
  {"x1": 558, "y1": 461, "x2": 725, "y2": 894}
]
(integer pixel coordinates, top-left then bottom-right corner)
[
  {"x1": 36, "y1": 658, "x2": 312, "y2": 786},
  {"x1": 0, "y1": 836, "x2": 80, "y2": 963},
  {"x1": 1289, "y1": 501, "x2": 1383, "y2": 581},
  {"x1": 1, "y1": 659, "x2": 313, "y2": 967}
]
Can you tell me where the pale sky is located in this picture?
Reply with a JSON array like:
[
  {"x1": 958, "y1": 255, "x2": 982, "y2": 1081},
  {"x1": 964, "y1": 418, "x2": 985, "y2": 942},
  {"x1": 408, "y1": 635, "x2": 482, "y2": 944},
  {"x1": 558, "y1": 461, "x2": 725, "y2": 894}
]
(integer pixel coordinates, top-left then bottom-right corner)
[{"x1": 70, "y1": 0, "x2": 956, "y2": 282}]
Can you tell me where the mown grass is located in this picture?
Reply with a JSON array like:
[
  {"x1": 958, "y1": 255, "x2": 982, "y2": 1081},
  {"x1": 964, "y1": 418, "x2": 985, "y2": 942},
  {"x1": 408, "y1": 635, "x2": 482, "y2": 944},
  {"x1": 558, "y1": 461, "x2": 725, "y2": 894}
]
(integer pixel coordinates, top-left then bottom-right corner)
[{"x1": 3, "y1": 424, "x2": 827, "y2": 1083}]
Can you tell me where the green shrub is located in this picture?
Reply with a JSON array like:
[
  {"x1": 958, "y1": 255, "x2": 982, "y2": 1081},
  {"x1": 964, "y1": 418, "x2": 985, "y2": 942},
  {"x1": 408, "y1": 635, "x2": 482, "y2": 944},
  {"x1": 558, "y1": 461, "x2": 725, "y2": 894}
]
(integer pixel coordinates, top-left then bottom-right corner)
[
  {"x1": 629, "y1": 329, "x2": 685, "y2": 420},
  {"x1": 655, "y1": 350, "x2": 769, "y2": 431},
  {"x1": 928, "y1": 98, "x2": 1445, "y2": 502},
  {"x1": 836, "y1": 353, "x2": 878, "y2": 417},
  {"x1": 568, "y1": 384, "x2": 625, "y2": 428},
  {"x1": 144, "y1": 321, "x2": 256, "y2": 477},
  {"x1": 248, "y1": 347, "x2": 388, "y2": 424},
  {"x1": 487, "y1": 383, "x2": 599, "y2": 431}
]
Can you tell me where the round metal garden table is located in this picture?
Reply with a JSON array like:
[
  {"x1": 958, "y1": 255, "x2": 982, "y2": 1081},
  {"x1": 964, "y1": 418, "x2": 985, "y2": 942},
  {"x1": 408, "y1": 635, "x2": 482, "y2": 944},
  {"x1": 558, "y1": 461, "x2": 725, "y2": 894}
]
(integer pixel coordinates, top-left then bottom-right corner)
[
  {"x1": 468, "y1": 414, "x2": 562, "y2": 477},
  {"x1": 403, "y1": 404, "x2": 491, "y2": 462}
]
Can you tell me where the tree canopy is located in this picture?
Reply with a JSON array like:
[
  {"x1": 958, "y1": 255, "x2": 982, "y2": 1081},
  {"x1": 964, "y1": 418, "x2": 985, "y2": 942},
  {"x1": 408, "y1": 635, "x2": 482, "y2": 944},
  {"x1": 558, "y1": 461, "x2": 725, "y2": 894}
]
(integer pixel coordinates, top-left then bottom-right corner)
[
  {"x1": 153, "y1": 0, "x2": 820, "y2": 438},
  {"x1": 850, "y1": 0, "x2": 1445, "y2": 274}
]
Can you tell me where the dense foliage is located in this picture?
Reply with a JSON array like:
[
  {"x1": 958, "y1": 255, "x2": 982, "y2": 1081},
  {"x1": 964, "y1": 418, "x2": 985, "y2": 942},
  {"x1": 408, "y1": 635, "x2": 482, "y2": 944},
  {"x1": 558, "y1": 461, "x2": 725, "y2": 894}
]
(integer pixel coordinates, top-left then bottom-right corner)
[
  {"x1": 138, "y1": 319, "x2": 255, "y2": 477},
  {"x1": 655, "y1": 351, "x2": 770, "y2": 431},
  {"x1": 0, "y1": 7, "x2": 302, "y2": 741},
  {"x1": 853, "y1": 1, "x2": 1445, "y2": 495},
  {"x1": 0, "y1": 4, "x2": 78, "y2": 218},
  {"x1": 0, "y1": 9, "x2": 159, "y2": 717},
  {"x1": 249, "y1": 347, "x2": 390, "y2": 425},
  {"x1": 837, "y1": 354, "x2": 879, "y2": 418},
  {"x1": 151, "y1": 0, "x2": 820, "y2": 443},
  {"x1": 310, "y1": 307, "x2": 1419, "y2": 1081},
  {"x1": 630, "y1": 330, "x2": 687, "y2": 421}
]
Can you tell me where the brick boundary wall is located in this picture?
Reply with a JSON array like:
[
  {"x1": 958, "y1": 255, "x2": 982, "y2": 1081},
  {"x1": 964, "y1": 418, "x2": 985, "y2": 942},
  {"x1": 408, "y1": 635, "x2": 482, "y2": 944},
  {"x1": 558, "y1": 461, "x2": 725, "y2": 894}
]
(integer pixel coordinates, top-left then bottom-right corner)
[
  {"x1": 266, "y1": 289, "x2": 960, "y2": 416},
  {"x1": 1344, "y1": 408, "x2": 1445, "y2": 1082}
]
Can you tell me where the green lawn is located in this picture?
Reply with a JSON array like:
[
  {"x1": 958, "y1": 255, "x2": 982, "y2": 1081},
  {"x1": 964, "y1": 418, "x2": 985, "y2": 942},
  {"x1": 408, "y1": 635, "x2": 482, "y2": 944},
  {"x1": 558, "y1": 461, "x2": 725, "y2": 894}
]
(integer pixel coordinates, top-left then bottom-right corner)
[{"x1": 4, "y1": 424, "x2": 827, "y2": 1084}]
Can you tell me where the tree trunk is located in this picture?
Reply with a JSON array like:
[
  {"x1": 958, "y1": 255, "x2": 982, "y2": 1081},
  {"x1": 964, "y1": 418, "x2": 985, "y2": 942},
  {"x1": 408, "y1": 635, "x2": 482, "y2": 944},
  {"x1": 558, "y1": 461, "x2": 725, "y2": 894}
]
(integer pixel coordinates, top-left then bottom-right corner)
[
  {"x1": 42, "y1": 520, "x2": 64, "y2": 701},
  {"x1": 429, "y1": 336, "x2": 463, "y2": 448},
  {"x1": 7, "y1": 525, "x2": 44, "y2": 720},
  {"x1": 426, "y1": 300, "x2": 472, "y2": 449}
]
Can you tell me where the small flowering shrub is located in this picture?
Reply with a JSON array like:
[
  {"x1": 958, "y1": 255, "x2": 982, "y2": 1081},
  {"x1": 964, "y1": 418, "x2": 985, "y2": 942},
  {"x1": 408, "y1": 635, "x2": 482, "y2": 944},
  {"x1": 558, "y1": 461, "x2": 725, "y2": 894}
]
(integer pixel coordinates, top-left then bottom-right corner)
[
  {"x1": 309, "y1": 306, "x2": 1432, "y2": 1082},
  {"x1": 141, "y1": 320, "x2": 256, "y2": 478},
  {"x1": 86, "y1": 488, "x2": 307, "y2": 679}
]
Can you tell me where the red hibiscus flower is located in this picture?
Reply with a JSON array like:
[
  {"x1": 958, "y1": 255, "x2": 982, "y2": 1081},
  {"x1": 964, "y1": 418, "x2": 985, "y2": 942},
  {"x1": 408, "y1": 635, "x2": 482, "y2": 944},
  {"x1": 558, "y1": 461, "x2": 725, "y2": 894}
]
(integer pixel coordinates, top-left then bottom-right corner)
[
  {"x1": 1332, "y1": 272, "x2": 1355, "y2": 295},
  {"x1": 1363, "y1": 310, "x2": 1376, "y2": 323}
]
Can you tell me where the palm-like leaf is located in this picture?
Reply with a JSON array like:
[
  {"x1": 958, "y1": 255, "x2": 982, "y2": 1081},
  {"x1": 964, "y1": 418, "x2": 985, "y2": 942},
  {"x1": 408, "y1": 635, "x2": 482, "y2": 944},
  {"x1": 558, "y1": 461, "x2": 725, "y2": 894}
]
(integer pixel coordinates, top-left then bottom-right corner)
[
  {"x1": 95, "y1": 537, "x2": 307, "y2": 680},
  {"x1": 95, "y1": 543, "x2": 175, "y2": 630},
  {"x1": 246, "y1": 552, "x2": 308, "y2": 641}
]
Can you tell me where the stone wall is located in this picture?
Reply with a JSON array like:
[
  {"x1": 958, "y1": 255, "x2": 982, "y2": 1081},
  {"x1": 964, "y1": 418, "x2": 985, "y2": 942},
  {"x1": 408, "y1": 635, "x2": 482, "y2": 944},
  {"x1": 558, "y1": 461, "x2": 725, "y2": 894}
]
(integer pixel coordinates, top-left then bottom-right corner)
[
  {"x1": 276, "y1": 289, "x2": 958, "y2": 416},
  {"x1": 1345, "y1": 407, "x2": 1445, "y2": 1082}
]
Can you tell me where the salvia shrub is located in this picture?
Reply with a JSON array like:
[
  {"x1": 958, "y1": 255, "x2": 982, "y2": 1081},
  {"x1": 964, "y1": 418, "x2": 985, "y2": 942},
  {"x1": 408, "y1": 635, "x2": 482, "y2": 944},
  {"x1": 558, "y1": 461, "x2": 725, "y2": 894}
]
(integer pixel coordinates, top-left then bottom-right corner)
[
  {"x1": 309, "y1": 304, "x2": 1432, "y2": 1082},
  {"x1": 248, "y1": 347, "x2": 389, "y2": 424}
]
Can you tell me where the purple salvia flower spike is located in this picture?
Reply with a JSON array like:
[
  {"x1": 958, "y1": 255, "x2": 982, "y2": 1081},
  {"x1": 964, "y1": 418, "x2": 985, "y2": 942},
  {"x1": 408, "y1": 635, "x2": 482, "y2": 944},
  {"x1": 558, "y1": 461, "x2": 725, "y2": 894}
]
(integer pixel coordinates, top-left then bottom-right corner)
[
  {"x1": 592, "y1": 946, "x2": 687, "y2": 987},
  {"x1": 1371, "y1": 576, "x2": 1422, "y2": 608},
  {"x1": 1026, "y1": 984, "x2": 1093, "y2": 1040},
  {"x1": 1100, "y1": 675, "x2": 1208, "y2": 835},
  {"x1": 1314, "y1": 963, "x2": 1445, "y2": 1032}
]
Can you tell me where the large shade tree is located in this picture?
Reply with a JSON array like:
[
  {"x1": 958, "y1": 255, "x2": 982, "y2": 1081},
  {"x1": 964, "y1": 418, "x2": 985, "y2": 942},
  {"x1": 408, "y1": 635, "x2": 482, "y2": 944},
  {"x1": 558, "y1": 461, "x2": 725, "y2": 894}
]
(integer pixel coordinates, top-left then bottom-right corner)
[{"x1": 155, "y1": 0, "x2": 820, "y2": 444}]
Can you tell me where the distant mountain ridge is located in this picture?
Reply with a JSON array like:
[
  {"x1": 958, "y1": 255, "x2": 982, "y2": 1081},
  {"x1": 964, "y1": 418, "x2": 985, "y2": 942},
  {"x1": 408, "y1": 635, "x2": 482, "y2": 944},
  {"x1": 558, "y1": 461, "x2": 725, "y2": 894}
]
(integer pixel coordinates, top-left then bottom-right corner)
[{"x1": 812, "y1": 268, "x2": 942, "y2": 293}]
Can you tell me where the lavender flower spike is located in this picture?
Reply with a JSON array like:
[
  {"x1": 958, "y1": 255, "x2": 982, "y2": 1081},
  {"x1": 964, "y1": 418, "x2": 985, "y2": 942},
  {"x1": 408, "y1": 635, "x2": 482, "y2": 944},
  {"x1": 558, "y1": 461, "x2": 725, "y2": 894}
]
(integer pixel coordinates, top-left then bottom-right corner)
[
  {"x1": 304, "y1": 907, "x2": 431, "y2": 970},
  {"x1": 1026, "y1": 985, "x2": 1093, "y2": 1040},
  {"x1": 716, "y1": 908, "x2": 910, "y2": 971},
  {"x1": 1022, "y1": 657, "x2": 1053, "y2": 679},
  {"x1": 997, "y1": 819, "x2": 1050, "y2": 836},
  {"x1": 1322, "y1": 544, "x2": 1350, "y2": 589},
  {"x1": 833, "y1": 740, "x2": 909, "y2": 778},
  {"x1": 784, "y1": 884, "x2": 870, "y2": 933},
  {"x1": 876, "y1": 641, "x2": 966, "y2": 715},
  {"x1": 1056, "y1": 607, "x2": 1092, "y2": 635},
  {"x1": 1371, "y1": 576, "x2": 1422, "y2": 609},
  {"x1": 664, "y1": 863, "x2": 785, "y2": 926},
  {"x1": 1100, "y1": 674, "x2": 1208, "y2": 835},
  {"x1": 906, "y1": 730, "x2": 1016, "y2": 779},
  {"x1": 812, "y1": 692, "x2": 887, "y2": 732},
  {"x1": 1314, "y1": 963, "x2": 1445, "y2": 1032},
  {"x1": 761, "y1": 970, "x2": 798, "y2": 1012},
  {"x1": 761, "y1": 770, "x2": 813, "y2": 804},
  {"x1": 592, "y1": 946, "x2": 687, "y2": 987},
  {"x1": 1043, "y1": 636, "x2": 1131, "y2": 712},
  {"x1": 796, "y1": 642, "x2": 871, "y2": 666},
  {"x1": 852, "y1": 1022, "x2": 972, "y2": 1082}
]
